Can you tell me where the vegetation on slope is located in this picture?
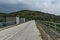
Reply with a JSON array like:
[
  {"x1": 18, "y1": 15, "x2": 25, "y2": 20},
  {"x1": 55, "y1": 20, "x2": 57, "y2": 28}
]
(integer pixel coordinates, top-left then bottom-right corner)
[
  {"x1": 0, "y1": 10, "x2": 60, "y2": 23},
  {"x1": 8, "y1": 10, "x2": 60, "y2": 23}
]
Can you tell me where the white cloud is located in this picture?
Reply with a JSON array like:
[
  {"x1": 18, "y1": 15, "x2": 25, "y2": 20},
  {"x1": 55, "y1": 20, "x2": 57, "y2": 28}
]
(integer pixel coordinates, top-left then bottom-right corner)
[
  {"x1": 0, "y1": 0, "x2": 60, "y2": 15},
  {"x1": 0, "y1": 0, "x2": 23, "y2": 4}
]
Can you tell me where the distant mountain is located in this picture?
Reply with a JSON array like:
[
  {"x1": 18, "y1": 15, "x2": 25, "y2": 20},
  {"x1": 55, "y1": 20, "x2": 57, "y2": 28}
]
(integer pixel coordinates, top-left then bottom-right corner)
[
  {"x1": 0, "y1": 10, "x2": 60, "y2": 23},
  {"x1": 0, "y1": 13, "x2": 7, "y2": 16},
  {"x1": 0, "y1": 13, "x2": 7, "y2": 22},
  {"x1": 8, "y1": 10, "x2": 59, "y2": 23}
]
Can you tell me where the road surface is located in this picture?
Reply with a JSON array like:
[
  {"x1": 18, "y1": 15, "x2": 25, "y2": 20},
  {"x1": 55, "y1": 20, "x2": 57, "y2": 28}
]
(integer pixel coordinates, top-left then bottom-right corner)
[{"x1": 0, "y1": 20, "x2": 42, "y2": 40}]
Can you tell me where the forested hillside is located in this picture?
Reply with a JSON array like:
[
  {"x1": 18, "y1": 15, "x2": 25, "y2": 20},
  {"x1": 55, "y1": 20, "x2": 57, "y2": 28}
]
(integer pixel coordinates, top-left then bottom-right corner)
[
  {"x1": 0, "y1": 10, "x2": 60, "y2": 23},
  {"x1": 8, "y1": 10, "x2": 60, "y2": 23}
]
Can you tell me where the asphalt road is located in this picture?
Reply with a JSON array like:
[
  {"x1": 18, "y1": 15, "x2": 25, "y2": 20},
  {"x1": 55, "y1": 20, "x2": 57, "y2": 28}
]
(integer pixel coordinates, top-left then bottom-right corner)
[{"x1": 0, "y1": 20, "x2": 42, "y2": 40}]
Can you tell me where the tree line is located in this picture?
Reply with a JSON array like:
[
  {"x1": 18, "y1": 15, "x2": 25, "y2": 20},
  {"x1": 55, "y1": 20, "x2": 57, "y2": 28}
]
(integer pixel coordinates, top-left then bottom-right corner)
[{"x1": 0, "y1": 10, "x2": 60, "y2": 23}]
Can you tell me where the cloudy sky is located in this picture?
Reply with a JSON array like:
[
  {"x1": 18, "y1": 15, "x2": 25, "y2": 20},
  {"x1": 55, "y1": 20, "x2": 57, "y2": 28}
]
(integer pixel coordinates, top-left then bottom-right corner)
[{"x1": 0, "y1": 0, "x2": 60, "y2": 15}]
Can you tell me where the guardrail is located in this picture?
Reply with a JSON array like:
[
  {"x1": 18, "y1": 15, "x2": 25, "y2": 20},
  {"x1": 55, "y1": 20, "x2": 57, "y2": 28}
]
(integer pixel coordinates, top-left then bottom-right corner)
[
  {"x1": 41, "y1": 21, "x2": 60, "y2": 31},
  {"x1": 0, "y1": 21, "x2": 16, "y2": 28}
]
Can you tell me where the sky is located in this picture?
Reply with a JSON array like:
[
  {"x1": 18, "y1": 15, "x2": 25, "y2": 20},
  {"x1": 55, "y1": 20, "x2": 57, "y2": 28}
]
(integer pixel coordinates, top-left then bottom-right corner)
[{"x1": 0, "y1": 0, "x2": 60, "y2": 15}]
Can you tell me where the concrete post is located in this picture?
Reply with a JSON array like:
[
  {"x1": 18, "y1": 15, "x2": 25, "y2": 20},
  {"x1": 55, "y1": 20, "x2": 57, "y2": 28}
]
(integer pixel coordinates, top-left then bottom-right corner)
[
  {"x1": 23, "y1": 18, "x2": 25, "y2": 22},
  {"x1": 20, "y1": 18, "x2": 25, "y2": 23},
  {"x1": 16, "y1": 16, "x2": 20, "y2": 24}
]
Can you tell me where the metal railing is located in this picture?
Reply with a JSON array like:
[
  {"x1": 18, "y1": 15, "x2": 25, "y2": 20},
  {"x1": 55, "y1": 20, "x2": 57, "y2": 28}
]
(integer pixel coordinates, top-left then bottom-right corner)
[
  {"x1": 0, "y1": 21, "x2": 16, "y2": 28},
  {"x1": 41, "y1": 21, "x2": 60, "y2": 31}
]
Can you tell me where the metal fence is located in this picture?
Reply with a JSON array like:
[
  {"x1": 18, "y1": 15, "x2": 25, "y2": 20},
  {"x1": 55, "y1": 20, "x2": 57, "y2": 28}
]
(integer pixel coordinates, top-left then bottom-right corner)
[
  {"x1": 0, "y1": 21, "x2": 16, "y2": 28},
  {"x1": 0, "y1": 16, "x2": 16, "y2": 28},
  {"x1": 41, "y1": 21, "x2": 60, "y2": 32},
  {"x1": 0, "y1": 17, "x2": 26, "y2": 28}
]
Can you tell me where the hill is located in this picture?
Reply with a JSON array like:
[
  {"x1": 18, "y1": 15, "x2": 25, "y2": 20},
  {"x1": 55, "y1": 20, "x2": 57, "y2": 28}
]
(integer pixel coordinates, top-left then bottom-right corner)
[
  {"x1": 0, "y1": 10, "x2": 60, "y2": 23},
  {"x1": 8, "y1": 10, "x2": 60, "y2": 23}
]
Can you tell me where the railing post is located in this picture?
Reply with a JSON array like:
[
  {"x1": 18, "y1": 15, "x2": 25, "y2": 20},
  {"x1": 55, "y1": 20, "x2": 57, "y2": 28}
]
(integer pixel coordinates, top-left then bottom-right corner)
[
  {"x1": 48, "y1": 22, "x2": 50, "y2": 28},
  {"x1": 55, "y1": 23, "x2": 57, "y2": 31},
  {"x1": 3, "y1": 16, "x2": 7, "y2": 27}
]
